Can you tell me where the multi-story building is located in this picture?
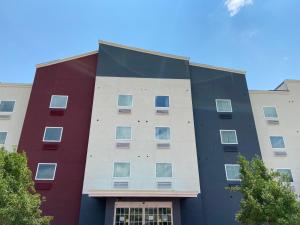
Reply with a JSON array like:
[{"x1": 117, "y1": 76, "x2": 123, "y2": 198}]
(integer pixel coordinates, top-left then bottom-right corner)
[
  {"x1": 250, "y1": 80, "x2": 300, "y2": 198},
  {"x1": 0, "y1": 40, "x2": 297, "y2": 225},
  {"x1": 0, "y1": 83, "x2": 31, "y2": 152}
]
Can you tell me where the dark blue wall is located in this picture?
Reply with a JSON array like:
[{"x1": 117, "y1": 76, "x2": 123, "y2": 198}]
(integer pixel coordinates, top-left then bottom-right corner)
[
  {"x1": 97, "y1": 43, "x2": 190, "y2": 79},
  {"x1": 182, "y1": 65, "x2": 261, "y2": 225},
  {"x1": 79, "y1": 195, "x2": 106, "y2": 225}
]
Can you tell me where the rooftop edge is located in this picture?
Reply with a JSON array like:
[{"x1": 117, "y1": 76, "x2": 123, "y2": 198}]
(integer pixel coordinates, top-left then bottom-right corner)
[
  {"x1": 36, "y1": 50, "x2": 98, "y2": 68},
  {"x1": 0, "y1": 82, "x2": 32, "y2": 87},
  {"x1": 99, "y1": 40, "x2": 190, "y2": 61},
  {"x1": 189, "y1": 62, "x2": 246, "y2": 75}
]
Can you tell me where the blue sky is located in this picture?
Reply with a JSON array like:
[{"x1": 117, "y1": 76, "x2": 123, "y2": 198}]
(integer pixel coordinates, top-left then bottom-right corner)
[{"x1": 0, "y1": 0, "x2": 299, "y2": 89}]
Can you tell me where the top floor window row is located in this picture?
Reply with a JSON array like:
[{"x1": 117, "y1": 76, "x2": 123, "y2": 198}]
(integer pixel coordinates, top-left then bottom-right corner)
[
  {"x1": 117, "y1": 96, "x2": 234, "y2": 113},
  {"x1": 117, "y1": 95, "x2": 170, "y2": 108},
  {"x1": 0, "y1": 100, "x2": 15, "y2": 113}
]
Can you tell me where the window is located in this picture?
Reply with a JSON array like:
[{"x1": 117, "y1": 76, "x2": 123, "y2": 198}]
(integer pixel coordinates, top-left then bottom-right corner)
[
  {"x1": 263, "y1": 107, "x2": 278, "y2": 119},
  {"x1": 225, "y1": 164, "x2": 241, "y2": 181},
  {"x1": 155, "y1": 96, "x2": 169, "y2": 108},
  {"x1": 156, "y1": 163, "x2": 172, "y2": 178},
  {"x1": 116, "y1": 127, "x2": 132, "y2": 140},
  {"x1": 43, "y1": 127, "x2": 63, "y2": 142},
  {"x1": 0, "y1": 132, "x2": 7, "y2": 144},
  {"x1": 0, "y1": 100, "x2": 15, "y2": 113},
  {"x1": 270, "y1": 136, "x2": 285, "y2": 149},
  {"x1": 216, "y1": 99, "x2": 232, "y2": 112},
  {"x1": 220, "y1": 130, "x2": 238, "y2": 144},
  {"x1": 49, "y1": 95, "x2": 68, "y2": 109},
  {"x1": 113, "y1": 162, "x2": 130, "y2": 177},
  {"x1": 118, "y1": 95, "x2": 133, "y2": 108},
  {"x1": 277, "y1": 169, "x2": 293, "y2": 182},
  {"x1": 35, "y1": 163, "x2": 57, "y2": 180},
  {"x1": 155, "y1": 127, "x2": 170, "y2": 140}
]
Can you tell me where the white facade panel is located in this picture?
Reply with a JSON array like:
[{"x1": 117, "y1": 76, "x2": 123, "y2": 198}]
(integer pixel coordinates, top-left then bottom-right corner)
[
  {"x1": 83, "y1": 77, "x2": 200, "y2": 196},
  {"x1": 0, "y1": 84, "x2": 31, "y2": 152},
  {"x1": 250, "y1": 80, "x2": 300, "y2": 197}
]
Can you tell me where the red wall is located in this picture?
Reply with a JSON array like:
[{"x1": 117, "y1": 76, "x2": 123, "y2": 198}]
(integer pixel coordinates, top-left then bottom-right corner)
[{"x1": 18, "y1": 53, "x2": 98, "y2": 225}]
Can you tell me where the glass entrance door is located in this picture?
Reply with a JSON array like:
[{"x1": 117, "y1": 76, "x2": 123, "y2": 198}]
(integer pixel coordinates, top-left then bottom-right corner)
[{"x1": 114, "y1": 202, "x2": 172, "y2": 225}]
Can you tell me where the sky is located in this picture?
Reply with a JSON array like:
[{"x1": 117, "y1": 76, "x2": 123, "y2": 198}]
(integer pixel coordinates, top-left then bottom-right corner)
[{"x1": 0, "y1": 0, "x2": 299, "y2": 90}]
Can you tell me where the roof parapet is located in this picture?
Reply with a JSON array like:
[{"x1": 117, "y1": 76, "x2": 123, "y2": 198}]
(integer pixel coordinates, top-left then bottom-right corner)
[
  {"x1": 99, "y1": 40, "x2": 190, "y2": 61},
  {"x1": 35, "y1": 40, "x2": 247, "y2": 75},
  {"x1": 36, "y1": 50, "x2": 98, "y2": 68},
  {"x1": 189, "y1": 62, "x2": 246, "y2": 75},
  {"x1": 0, "y1": 82, "x2": 32, "y2": 88}
]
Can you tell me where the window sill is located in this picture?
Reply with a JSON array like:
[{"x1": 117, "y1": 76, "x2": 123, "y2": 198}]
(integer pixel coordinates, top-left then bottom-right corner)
[
  {"x1": 157, "y1": 142, "x2": 170, "y2": 149},
  {"x1": 0, "y1": 112, "x2": 12, "y2": 119},
  {"x1": 49, "y1": 108, "x2": 65, "y2": 116},
  {"x1": 118, "y1": 108, "x2": 132, "y2": 113},
  {"x1": 223, "y1": 145, "x2": 238, "y2": 152},
  {"x1": 218, "y1": 112, "x2": 232, "y2": 119},
  {"x1": 266, "y1": 119, "x2": 279, "y2": 125},
  {"x1": 273, "y1": 150, "x2": 287, "y2": 156},
  {"x1": 155, "y1": 107, "x2": 169, "y2": 115},
  {"x1": 35, "y1": 182, "x2": 53, "y2": 190},
  {"x1": 43, "y1": 143, "x2": 59, "y2": 150},
  {"x1": 227, "y1": 180, "x2": 241, "y2": 186},
  {"x1": 116, "y1": 142, "x2": 130, "y2": 149}
]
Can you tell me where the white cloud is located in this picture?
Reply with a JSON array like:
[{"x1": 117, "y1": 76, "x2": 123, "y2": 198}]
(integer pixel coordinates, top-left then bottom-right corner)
[{"x1": 225, "y1": 0, "x2": 253, "y2": 16}]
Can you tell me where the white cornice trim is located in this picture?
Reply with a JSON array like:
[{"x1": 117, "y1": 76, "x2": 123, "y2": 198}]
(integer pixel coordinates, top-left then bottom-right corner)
[
  {"x1": 99, "y1": 40, "x2": 189, "y2": 61},
  {"x1": 249, "y1": 90, "x2": 290, "y2": 95},
  {"x1": 88, "y1": 190, "x2": 199, "y2": 198},
  {"x1": 0, "y1": 83, "x2": 32, "y2": 88},
  {"x1": 190, "y1": 62, "x2": 246, "y2": 75},
  {"x1": 36, "y1": 50, "x2": 98, "y2": 68},
  {"x1": 284, "y1": 79, "x2": 300, "y2": 83}
]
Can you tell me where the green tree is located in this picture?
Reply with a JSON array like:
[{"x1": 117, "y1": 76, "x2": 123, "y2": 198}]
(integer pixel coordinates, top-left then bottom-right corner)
[
  {"x1": 228, "y1": 155, "x2": 300, "y2": 225},
  {"x1": 0, "y1": 148, "x2": 52, "y2": 225}
]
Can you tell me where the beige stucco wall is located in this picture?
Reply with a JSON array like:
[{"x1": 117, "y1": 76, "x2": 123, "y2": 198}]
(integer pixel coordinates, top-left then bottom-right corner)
[
  {"x1": 82, "y1": 76, "x2": 200, "y2": 196},
  {"x1": 0, "y1": 83, "x2": 31, "y2": 152},
  {"x1": 250, "y1": 80, "x2": 300, "y2": 197}
]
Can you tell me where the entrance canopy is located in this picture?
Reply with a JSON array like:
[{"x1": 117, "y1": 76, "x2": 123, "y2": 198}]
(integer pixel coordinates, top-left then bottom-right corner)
[{"x1": 88, "y1": 190, "x2": 198, "y2": 198}]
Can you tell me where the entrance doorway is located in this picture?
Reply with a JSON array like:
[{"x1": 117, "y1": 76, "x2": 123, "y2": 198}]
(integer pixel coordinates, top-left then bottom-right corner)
[{"x1": 114, "y1": 202, "x2": 173, "y2": 225}]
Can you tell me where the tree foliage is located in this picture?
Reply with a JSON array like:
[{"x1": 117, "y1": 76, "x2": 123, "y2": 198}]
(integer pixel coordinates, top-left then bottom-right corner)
[
  {"x1": 0, "y1": 148, "x2": 52, "y2": 225},
  {"x1": 228, "y1": 155, "x2": 300, "y2": 225}
]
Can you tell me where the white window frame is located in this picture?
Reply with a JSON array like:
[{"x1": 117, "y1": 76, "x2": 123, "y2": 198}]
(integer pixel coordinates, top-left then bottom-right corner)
[
  {"x1": 117, "y1": 94, "x2": 133, "y2": 109},
  {"x1": 43, "y1": 127, "x2": 63, "y2": 142},
  {"x1": 220, "y1": 130, "x2": 238, "y2": 144},
  {"x1": 35, "y1": 163, "x2": 57, "y2": 181},
  {"x1": 269, "y1": 136, "x2": 285, "y2": 150},
  {"x1": 49, "y1": 95, "x2": 68, "y2": 109},
  {"x1": 155, "y1": 126, "x2": 171, "y2": 141},
  {"x1": 276, "y1": 168, "x2": 294, "y2": 183},
  {"x1": 113, "y1": 162, "x2": 131, "y2": 178},
  {"x1": 224, "y1": 164, "x2": 241, "y2": 181},
  {"x1": 215, "y1": 99, "x2": 232, "y2": 113},
  {"x1": 0, "y1": 100, "x2": 16, "y2": 113},
  {"x1": 154, "y1": 96, "x2": 170, "y2": 109},
  {"x1": 115, "y1": 126, "x2": 132, "y2": 141},
  {"x1": 263, "y1": 106, "x2": 279, "y2": 120},
  {"x1": 155, "y1": 162, "x2": 173, "y2": 178},
  {"x1": 0, "y1": 131, "x2": 8, "y2": 145}
]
